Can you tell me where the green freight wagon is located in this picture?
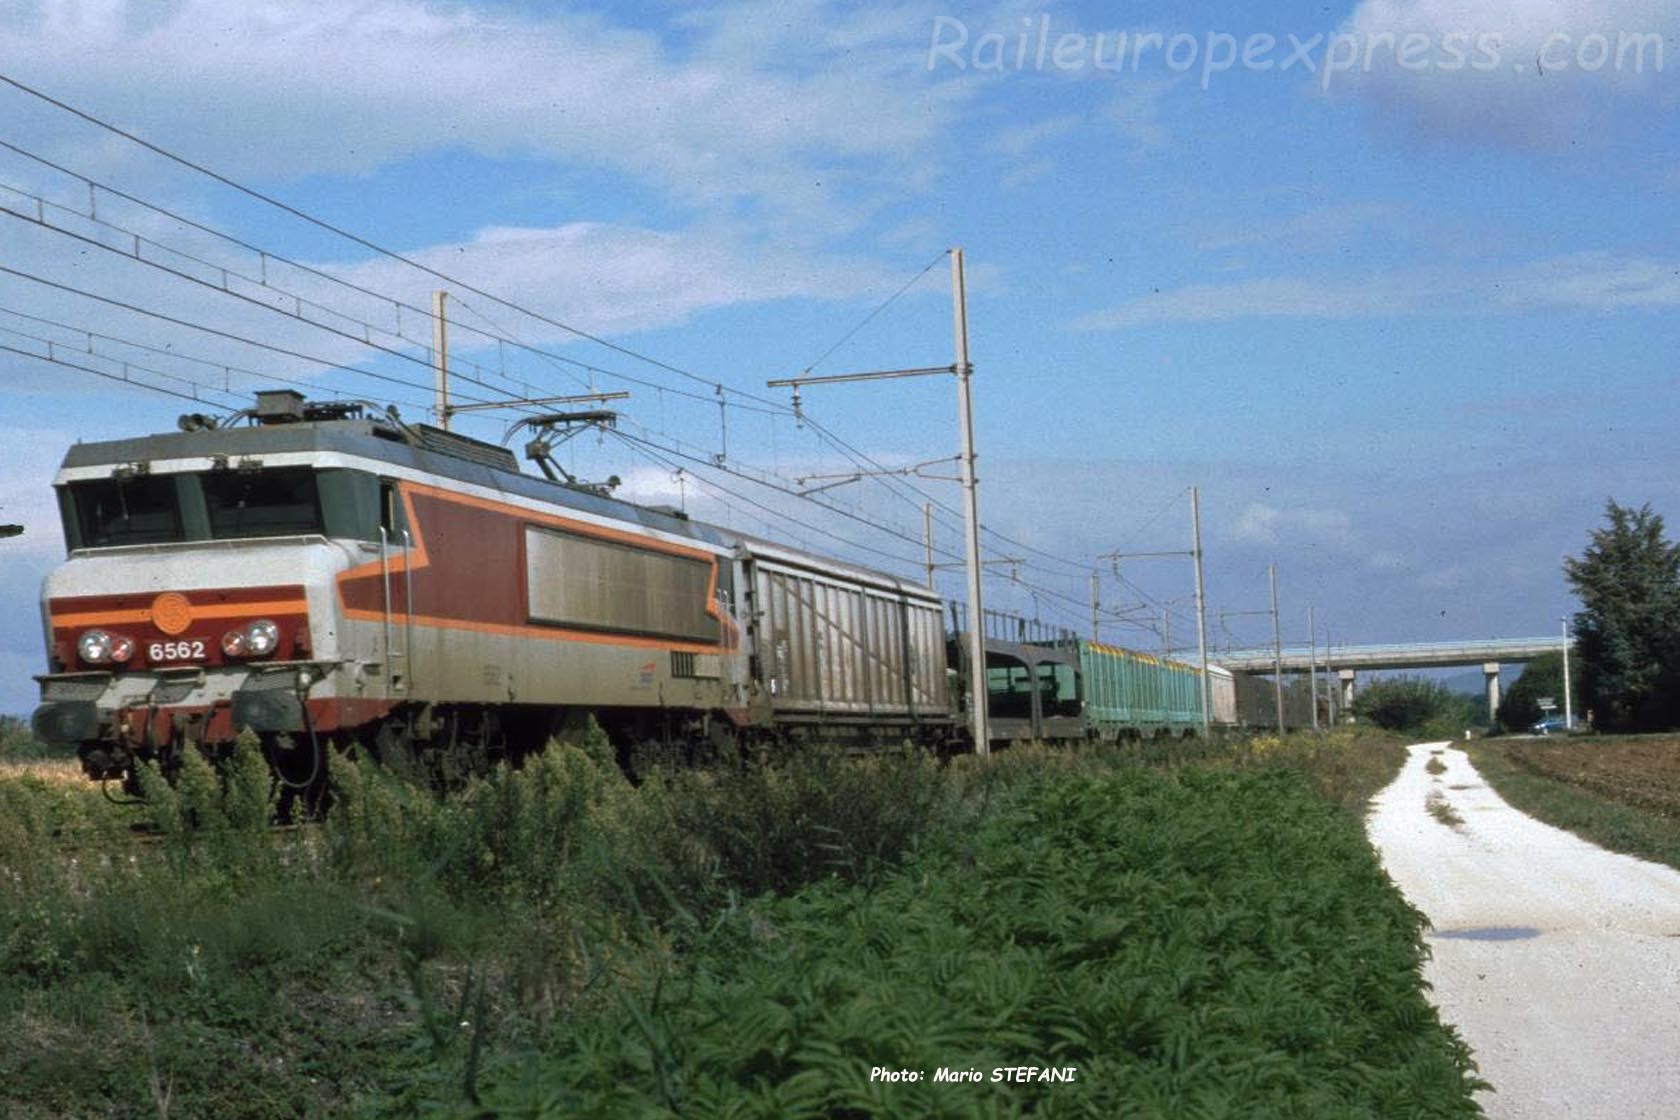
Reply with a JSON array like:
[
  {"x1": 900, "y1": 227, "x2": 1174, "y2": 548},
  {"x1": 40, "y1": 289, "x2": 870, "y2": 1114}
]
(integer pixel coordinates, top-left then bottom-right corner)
[{"x1": 1079, "y1": 641, "x2": 1201, "y2": 739}]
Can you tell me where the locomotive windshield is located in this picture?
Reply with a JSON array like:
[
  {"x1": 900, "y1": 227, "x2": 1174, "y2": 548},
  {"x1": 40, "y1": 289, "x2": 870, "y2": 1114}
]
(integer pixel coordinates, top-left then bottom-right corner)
[
  {"x1": 59, "y1": 467, "x2": 383, "y2": 549},
  {"x1": 202, "y1": 468, "x2": 323, "y2": 539},
  {"x1": 66, "y1": 474, "x2": 184, "y2": 547}
]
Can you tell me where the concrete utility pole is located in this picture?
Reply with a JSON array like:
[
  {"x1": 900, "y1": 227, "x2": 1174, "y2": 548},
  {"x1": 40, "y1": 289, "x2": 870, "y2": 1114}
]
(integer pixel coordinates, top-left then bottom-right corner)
[
  {"x1": 951, "y1": 248, "x2": 990, "y2": 755},
  {"x1": 1191, "y1": 486, "x2": 1211, "y2": 736},
  {"x1": 1269, "y1": 564, "x2": 1285, "y2": 732},
  {"x1": 1308, "y1": 605, "x2": 1320, "y2": 731},
  {"x1": 1562, "y1": 616, "x2": 1574, "y2": 731},
  {"x1": 432, "y1": 290, "x2": 449, "y2": 430},
  {"x1": 767, "y1": 247, "x2": 989, "y2": 754}
]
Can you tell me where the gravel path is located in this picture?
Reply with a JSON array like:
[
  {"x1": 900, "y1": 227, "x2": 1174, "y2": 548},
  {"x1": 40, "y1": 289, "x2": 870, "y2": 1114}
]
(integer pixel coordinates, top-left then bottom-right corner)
[{"x1": 1366, "y1": 742, "x2": 1680, "y2": 1119}]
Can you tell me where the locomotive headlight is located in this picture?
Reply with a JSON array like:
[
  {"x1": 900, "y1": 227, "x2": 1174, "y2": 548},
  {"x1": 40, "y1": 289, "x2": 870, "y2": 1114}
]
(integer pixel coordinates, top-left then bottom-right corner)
[
  {"x1": 243, "y1": 619, "x2": 279, "y2": 657},
  {"x1": 224, "y1": 619, "x2": 280, "y2": 659},
  {"x1": 107, "y1": 634, "x2": 135, "y2": 663},
  {"x1": 78, "y1": 629, "x2": 113, "y2": 664}
]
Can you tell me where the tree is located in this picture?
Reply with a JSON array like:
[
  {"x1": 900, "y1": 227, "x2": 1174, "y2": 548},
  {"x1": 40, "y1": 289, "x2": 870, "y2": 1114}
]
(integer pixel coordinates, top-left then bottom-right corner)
[
  {"x1": 1563, "y1": 501, "x2": 1680, "y2": 732},
  {"x1": 1352, "y1": 676, "x2": 1482, "y2": 736},
  {"x1": 1497, "y1": 652, "x2": 1573, "y2": 732}
]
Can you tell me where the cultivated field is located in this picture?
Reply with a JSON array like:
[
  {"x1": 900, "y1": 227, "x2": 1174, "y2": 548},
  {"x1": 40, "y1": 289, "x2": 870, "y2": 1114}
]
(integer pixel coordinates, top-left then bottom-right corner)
[
  {"x1": 1468, "y1": 735, "x2": 1680, "y2": 872},
  {"x1": 1494, "y1": 735, "x2": 1680, "y2": 814}
]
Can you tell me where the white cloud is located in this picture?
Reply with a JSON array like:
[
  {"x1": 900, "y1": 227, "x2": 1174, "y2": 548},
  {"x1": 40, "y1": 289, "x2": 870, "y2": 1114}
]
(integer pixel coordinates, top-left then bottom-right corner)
[
  {"x1": 1334, "y1": 0, "x2": 1674, "y2": 150},
  {"x1": 1075, "y1": 275, "x2": 1413, "y2": 330},
  {"x1": 990, "y1": 114, "x2": 1081, "y2": 160},
  {"x1": 1365, "y1": 550, "x2": 1411, "y2": 573},
  {"x1": 0, "y1": 0, "x2": 962, "y2": 232},
  {"x1": 326, "y1": 221, "x2": 897, "y2": 343},
  {"x1": 1074, "y1": 252, "x2": 1680, "y2": 330},
  {"x1": 1418, "y1": 563, "x2": 1470, "y2": 591},
  {"x1": 1231, "y1": 502, "x2": 1356, "y2": 550},
  {"x1": 1103, "y1": 81, "x2": 1175, "y2": 153},
  {"x1": 1188, "y1": 202, "x2": 1405, "y2": 255}
]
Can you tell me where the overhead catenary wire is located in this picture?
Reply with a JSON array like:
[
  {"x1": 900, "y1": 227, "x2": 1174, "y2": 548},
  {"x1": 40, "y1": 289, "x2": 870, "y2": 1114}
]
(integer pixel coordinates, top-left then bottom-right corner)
[
  {"x1": 1, "y1": 84, "x2": 1017, "y2": 544},
  {"x1": 0, "y1": 138, "x2": 798, "y2": 418},
  {"x1": 0, "y1": 72, "x2": 800, "y2": 416},
  {"x1": 798, "y1": 251, "x2": 947, "y2": 377},
  {"x1": 0, "y1": 194, "x2": 537, "y2": 406},
  {"x1": 798, "y1": 412, "x2": 1099, "y2": 578},
  {"x1": 606, "y1": 426, "x2": 969, "y2": 573},
  {"x1": 1, "y1": 339, "x2": 243, "y2": 407},
  {"x1": 0, "y1": 302, "x2": 432, "y2": 412},
  {"x1": 0, "y1": 262, "x2": 513, "y2": 410},
  {"x1": 606, "y1": 429, "x2": 951, "y2": 573}
]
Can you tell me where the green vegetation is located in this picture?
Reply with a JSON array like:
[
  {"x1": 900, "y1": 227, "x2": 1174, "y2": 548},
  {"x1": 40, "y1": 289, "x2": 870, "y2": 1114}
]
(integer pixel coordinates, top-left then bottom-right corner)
[
  {"x1": 0, "y1": 715, "x2": 55, "y2": 763},
  {"x1": 1496, "y1": 652, "x2": 1575, "y2": 734},
  {"x1": 1351, "y1": 677, "x2": 1484, "y2": 738},
  {"x1": 1565, "y1": 500, "x2": 1680, "y2": 732},
  {"x1": 1425, "y1": 791, "x2": 1464, "y2": 829},
  {"x1": 1467, "y1": 739, "x2": 1680, "y2": 871},
  {"x1": 1, "y1": 726, "x2": 1481, "y2": 1118}
]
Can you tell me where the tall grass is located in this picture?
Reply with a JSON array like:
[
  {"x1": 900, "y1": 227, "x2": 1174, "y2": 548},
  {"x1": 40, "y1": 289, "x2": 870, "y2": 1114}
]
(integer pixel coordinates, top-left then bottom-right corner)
[
  {"x1": 1, "y1": 725, "x2": 1442, "y2": 1118},
  {"x1": 450, "y1": 766, "x2": 1484, "y2": 1118}
]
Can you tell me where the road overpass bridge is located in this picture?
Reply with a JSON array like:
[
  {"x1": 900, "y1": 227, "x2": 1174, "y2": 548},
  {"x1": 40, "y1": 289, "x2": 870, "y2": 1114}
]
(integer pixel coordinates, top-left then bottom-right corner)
[{"x1": 1215, "y1": 637, "x2": 1571, "y2": 722}]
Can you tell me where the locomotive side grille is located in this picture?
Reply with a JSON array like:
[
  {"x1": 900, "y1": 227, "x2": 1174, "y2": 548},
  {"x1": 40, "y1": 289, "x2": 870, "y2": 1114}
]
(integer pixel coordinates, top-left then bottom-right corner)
[{"x1": 671, "y1": 652, "x2": 721, "y2": 679}]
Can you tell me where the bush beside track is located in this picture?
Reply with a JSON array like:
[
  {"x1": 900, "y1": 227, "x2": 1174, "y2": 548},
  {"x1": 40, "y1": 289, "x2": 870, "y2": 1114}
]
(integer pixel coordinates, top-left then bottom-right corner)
[{"x1": 0, "y1": 728, "x2": 1482, "y2": 1118}]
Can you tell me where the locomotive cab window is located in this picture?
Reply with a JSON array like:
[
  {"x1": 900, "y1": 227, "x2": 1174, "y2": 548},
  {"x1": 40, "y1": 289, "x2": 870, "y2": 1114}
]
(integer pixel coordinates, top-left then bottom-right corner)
[
  {"x1": 62, "y1": 474, "x2": 185, "y2": 548},
  {"x1": 203, "y1": 467, "x2": 324, "y2": 539},
  {"x1": 379, "y1": 480, "x2": 408, "y2": 540}
]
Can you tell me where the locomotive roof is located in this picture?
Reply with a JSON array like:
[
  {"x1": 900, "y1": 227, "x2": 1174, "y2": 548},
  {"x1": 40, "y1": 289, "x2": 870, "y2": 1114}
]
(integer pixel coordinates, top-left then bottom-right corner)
[{"x1": 58, "y1": 414, "x2": 939, "y2": 600}]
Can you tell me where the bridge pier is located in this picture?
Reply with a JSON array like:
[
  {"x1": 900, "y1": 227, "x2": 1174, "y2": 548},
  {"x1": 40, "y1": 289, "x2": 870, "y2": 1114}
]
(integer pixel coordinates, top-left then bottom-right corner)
[
  {"x1": 1339, "y1": 669, "x2": 1356, "y2": 718},
  {"x1": 1484, "y1": 662, "x2": 1501, "y2": 725}
]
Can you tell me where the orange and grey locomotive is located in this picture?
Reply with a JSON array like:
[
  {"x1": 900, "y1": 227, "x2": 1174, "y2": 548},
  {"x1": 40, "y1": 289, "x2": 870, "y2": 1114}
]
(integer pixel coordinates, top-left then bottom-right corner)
[{"x1": 32, "y1": 391, "x2": 951, "y2": 793}]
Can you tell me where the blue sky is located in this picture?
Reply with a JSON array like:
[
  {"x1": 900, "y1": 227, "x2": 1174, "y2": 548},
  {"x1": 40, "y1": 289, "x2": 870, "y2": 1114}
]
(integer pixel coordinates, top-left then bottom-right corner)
[{"x1": 0, "y1": 0, "x2": 1675, "y2": 713}]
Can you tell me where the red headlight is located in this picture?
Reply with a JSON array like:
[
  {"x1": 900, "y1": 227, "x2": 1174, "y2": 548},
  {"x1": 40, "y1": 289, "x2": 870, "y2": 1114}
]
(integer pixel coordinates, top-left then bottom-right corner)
[{"x1": 78, "y1": 629, "x2": 135, "y2": 665}]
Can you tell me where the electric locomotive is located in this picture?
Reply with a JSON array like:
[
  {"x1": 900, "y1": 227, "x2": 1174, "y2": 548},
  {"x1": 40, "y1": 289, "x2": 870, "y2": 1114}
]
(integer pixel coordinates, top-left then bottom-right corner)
[{"x1": 31, "y1": 391, "x2": 951, "y2": 792}]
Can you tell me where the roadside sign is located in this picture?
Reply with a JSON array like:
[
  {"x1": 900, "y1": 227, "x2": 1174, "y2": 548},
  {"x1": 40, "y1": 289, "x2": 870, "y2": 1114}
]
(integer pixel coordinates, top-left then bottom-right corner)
[{"x1": 1538, "y1": 698, "x2": 1556, "y2": 711}]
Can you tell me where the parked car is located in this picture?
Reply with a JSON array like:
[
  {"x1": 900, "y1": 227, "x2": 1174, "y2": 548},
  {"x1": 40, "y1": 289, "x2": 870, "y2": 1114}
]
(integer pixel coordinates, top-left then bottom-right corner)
[{"x1": 1531, "y1": 716, "x2": 1568, "y2": 735}]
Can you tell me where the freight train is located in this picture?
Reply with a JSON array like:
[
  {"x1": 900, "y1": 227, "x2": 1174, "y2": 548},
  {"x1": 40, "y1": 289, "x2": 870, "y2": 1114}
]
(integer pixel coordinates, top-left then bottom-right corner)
[{"x1": 29, "y1": 391, "x2": 1294, "y2": 796}]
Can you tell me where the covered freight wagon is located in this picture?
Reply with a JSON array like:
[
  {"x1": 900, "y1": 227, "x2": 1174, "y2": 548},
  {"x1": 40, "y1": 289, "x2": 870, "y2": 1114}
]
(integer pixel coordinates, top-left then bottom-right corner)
[{"x1": 744, "y1": 541, "x2": 949, "y2": 737}]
